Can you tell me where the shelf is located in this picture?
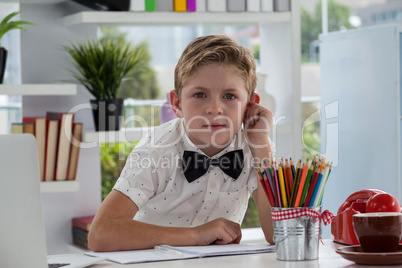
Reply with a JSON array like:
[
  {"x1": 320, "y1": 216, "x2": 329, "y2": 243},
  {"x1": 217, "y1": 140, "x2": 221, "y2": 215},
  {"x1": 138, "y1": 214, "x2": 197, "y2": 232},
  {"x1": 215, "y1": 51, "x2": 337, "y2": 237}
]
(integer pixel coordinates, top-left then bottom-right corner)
[
  {"x1": 83, "y1": 127, "x2": 152, "y2": 144},
  {"x1": 0, "y1": 84, "x2": 77, "y2": 96},
  {"x1": 40, "y1": 181, "x2": 79, "y2": 193},
  {"x1": 63, "y1": 11, "x2": 291, "y2": 26}
]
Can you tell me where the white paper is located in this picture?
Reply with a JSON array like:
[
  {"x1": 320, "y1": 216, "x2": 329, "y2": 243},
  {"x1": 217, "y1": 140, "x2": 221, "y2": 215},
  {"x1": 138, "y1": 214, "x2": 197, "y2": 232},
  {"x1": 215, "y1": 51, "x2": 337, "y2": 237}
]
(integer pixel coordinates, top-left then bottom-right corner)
[{"x1": 85, "y1": 244, "x2": 275, "y2": 264}]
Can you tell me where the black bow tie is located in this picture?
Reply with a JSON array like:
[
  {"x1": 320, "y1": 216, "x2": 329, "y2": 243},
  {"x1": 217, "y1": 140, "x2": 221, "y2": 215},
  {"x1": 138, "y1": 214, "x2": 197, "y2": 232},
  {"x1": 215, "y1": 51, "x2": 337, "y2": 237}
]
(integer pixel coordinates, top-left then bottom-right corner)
[{"x1": 182, "y1": 149, "x2": 244, "y2": 183}]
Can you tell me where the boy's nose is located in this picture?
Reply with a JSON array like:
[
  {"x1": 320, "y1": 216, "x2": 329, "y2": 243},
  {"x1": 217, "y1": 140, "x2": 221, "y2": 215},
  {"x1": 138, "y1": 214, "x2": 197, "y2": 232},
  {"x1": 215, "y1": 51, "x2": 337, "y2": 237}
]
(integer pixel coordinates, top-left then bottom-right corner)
[{"x1": 206, "y1": 99, "x2": 223, "y2": 115}]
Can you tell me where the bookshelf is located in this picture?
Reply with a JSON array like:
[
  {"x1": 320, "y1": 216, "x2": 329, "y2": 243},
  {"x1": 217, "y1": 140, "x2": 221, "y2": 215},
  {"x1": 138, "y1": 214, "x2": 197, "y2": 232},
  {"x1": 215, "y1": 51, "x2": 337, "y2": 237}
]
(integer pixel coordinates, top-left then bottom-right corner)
[
  {"x1": 18, "y1": 0, "x2": 300, "y2": 254},
  {"x1": 40, "y1": 180, "x2": 79, "y2": 193},
  {"x1": 0, "y1": 84, "x2": 77, "y2": 96},
  {"x1": 63, "y1": 11, "x2": 291, "y2": 26}
]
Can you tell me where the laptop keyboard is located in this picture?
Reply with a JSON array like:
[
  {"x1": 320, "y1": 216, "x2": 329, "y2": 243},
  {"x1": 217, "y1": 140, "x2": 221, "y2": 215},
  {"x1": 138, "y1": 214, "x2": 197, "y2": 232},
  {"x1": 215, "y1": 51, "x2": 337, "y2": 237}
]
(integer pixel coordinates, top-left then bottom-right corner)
[{"x1": 48, "y1": 263, "x2": 70, "y2": 268}]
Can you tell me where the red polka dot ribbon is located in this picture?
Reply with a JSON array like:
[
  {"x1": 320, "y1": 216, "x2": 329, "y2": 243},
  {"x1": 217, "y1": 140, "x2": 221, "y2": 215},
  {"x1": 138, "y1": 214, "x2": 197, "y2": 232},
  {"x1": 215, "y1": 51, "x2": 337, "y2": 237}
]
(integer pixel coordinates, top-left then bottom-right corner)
[{"x1": 271, "y1": 208, "x2": 335, "y2": 226}]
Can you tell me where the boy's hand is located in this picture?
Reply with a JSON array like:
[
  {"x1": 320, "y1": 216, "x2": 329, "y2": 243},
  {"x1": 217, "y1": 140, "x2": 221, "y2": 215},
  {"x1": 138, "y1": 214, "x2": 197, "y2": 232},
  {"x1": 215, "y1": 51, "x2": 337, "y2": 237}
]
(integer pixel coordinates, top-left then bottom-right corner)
[
  {"x1": 243, "y1": 103, "x2": 273, "y2": 146},
  {"x1": 193, "y1": 218, "x2": 242, "y2": 245}
]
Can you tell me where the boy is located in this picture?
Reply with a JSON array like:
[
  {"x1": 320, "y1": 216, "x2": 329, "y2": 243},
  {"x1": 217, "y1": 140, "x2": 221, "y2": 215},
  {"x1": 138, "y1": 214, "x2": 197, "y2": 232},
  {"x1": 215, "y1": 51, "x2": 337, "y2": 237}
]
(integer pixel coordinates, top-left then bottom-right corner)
[{"x1": 89, "y1": 35, "x2": 275, "y2": 252}]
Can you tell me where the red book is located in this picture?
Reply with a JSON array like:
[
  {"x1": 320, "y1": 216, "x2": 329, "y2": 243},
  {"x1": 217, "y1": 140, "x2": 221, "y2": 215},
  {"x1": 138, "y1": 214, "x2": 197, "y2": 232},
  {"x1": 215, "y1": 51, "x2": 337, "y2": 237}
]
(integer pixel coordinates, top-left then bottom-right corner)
[{"x1": 72, "y1": 215, "x2": 95, "y2": 232}]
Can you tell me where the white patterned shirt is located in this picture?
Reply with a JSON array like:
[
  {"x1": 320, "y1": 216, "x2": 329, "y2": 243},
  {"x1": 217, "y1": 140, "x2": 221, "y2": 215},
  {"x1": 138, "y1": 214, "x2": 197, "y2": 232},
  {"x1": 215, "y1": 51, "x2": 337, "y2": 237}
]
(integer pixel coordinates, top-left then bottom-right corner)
[{"x1": 113, "y1": 118, "x2": 260, "y2": 227}]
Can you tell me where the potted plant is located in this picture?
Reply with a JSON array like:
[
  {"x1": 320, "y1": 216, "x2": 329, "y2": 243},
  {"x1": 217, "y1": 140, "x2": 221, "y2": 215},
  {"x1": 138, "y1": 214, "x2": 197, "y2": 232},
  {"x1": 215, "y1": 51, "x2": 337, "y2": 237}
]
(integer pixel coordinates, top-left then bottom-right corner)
[
  {"x1": 0, "y1": 11, "x2": 34, "y2": 83},
  {"x1": 64, "y1": 35, "x2": 145, "y2": 131}
]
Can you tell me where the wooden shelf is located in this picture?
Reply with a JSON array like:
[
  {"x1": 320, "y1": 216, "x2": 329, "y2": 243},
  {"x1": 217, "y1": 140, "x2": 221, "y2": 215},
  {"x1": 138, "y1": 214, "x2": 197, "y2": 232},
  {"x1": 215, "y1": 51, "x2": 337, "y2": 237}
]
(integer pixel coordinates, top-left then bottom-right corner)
[
  {"x1": 63, "y1": 11, "x2": 291, "y2": 26},
  {"x1": 40, "y1": 181, "x2": 79, "y2": 193},
  {"x1": 83, "y1": 128, "x2": 152, "y2": 144},
  {"x1": 0, "y1": 84, "x2": 77, "y2": 96}
]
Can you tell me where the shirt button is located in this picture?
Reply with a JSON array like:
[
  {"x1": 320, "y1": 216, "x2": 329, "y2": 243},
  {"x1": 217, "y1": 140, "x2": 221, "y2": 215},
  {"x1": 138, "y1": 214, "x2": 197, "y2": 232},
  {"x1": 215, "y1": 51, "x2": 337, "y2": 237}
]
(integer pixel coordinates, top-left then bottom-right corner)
[{"x1": 210, "y1": 182, "x2": 216, "y2": 189}]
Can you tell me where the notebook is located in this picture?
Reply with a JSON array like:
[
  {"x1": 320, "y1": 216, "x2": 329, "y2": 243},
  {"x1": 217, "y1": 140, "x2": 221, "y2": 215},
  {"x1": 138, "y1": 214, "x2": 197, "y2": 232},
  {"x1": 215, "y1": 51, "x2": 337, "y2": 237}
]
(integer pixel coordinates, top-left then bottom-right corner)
[
  {"x1": 86, "y1": 243, "x2": 276, "y2": 264},
  {"x1": 0, "y1": 134, "x2": 105, "y2": 268}
]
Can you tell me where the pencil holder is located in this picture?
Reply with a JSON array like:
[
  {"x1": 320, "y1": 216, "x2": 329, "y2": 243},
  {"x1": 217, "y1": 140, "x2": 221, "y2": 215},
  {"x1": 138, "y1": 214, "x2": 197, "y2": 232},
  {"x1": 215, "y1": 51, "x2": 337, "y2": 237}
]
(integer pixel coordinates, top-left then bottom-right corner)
[{"x1": 272, "y1": 206, "x2": 321, "y2": 261}]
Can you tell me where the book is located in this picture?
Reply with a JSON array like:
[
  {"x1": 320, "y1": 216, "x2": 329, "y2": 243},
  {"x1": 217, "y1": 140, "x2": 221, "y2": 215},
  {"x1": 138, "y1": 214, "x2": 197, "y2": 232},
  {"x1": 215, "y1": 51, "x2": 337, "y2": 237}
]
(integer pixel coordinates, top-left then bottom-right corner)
[
  {"x1": 246, "y1": 0, "x2": 260, "y2": 12},
  {"x1": 11, "y1": 123, "x2": 23, "y2": 134},
  {"x1": 274, "y1": 0, "x2": 290, "y2": 12},
  {"x1": 130, "y1": 0, "x2": 145, "y2": 11},
  {"x1": 23, "y1": 117, "x2": 46, "y2": 181},
  {"x1": 86, "y1": 243, "x2": 275, "y2": 264},
  {"x1": 261, "y1": 0, "x2": 273, "y2": 12},
  {"x1": 227, "y1": 0, "x2": 245, "y2": 12},
  {"x1": 23, "y1": 122, "x2": 35, "y2": 135},
  {"x1": 73, "y1": 236, "x2": 89, "y2": 249},
  {"x1": 207, "y1": 0, "x2": 226, "y2": 12},
  {"x1": 66, "y1": 123, "x2": 83, "y2": 180},
  {"x1": 72, "y1": 226, "x2": 89, "y2": 241},
  {"x1": 156, "y1": 0, "x2": 173, "y2": 11},
  {"x1": 145, "y1": 0, "x2": 156, "y2": 11},
  {"x1": 72, "y1": 215, "x2": 94, "y2": 231},
  {"x1": 174, "y1": 0, "x2": 186, "y2": 11},
  {"x1": 52, "y1": 112, "x2": 74, "y2": 181},
  {"x1": 187, "y1": 0, "x2": 196, "y2": 12},
  {"x1": 44, "y1": 118, "x2": 59, "y2": 181},
  {"x1": 196, "y1": 0, "x2": 206, "y2": 12}
]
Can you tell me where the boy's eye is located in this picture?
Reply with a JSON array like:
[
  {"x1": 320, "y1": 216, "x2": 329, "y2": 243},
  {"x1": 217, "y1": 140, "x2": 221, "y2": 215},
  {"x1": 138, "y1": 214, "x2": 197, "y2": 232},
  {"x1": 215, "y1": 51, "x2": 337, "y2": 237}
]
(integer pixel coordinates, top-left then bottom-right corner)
[
  {"x1": 224, "y1": 93, "x2": 236, "y2": 100},
  {"x1": 194, "y1": 92, "x2": 206, "y2": 98}
]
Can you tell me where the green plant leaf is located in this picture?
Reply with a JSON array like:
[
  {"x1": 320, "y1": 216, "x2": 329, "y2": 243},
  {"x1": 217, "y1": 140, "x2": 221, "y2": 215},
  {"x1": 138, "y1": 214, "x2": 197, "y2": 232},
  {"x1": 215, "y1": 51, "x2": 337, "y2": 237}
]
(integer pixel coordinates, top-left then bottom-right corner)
[
  {"x1": 63, "y1": 34, "x2": 147, "y2": 100},
  {"x1": 0, "y1": 11, "x2": 35, "y2": 44}
]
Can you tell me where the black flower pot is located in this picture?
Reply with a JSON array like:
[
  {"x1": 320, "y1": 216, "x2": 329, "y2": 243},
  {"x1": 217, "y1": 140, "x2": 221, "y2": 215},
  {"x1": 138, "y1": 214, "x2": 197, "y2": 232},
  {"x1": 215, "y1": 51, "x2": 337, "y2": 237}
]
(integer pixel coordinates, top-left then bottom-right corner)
[
  {"x1": 0, "y1": 47, "x2": 7, "y2": 84},
  {"x1": 90, "y1": 99, "x2": 124, "y2": 131}
]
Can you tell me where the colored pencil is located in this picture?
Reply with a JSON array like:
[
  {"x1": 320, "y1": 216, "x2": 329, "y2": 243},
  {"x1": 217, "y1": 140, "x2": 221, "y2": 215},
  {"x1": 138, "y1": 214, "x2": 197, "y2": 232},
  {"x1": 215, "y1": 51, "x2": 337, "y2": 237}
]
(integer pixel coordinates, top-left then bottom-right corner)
[
  {"x1": 285, "y1": 160, "x2": 293, "y2": 193},
  {"x1": 318, "y1": 163, "x2": 332, "y2": 205},
  {"x1": 303, "y1": 165, "x2": 321, "y2": 207},
  {"x1": 294, "y1": 160, "x2": 309, "y2": 207},
  {"x1": 277, "y1": 163, "x2": 288, "y2": 207},
  {"x1": 300, "y1": 162, "x2": 314, "y2": 206},
  {"x1": 313, "y1": 163, "x2": 330, "y2": 206},
  {"x1": 262, "y1": 168, "x2": 276, "y2": 207},
  {"x1": 308, "y1": 166, "x2": 325, "y2": 207},
  {"x1": 273, "y1": 162, "x2": 282, "y2": 207},
  {"x1": 289, "y1": 160, "x2": 301, "y2": 207},
  {"x1": 258, "y1": 157, "x2": 333, "y2": 208}
]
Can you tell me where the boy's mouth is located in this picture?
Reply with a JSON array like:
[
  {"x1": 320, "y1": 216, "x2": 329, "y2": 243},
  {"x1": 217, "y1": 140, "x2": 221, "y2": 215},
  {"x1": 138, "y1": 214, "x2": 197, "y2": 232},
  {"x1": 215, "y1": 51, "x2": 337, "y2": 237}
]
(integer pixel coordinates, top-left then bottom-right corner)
[{"x1": 204, "y1": 123, "x2": 227, "y2": 130}]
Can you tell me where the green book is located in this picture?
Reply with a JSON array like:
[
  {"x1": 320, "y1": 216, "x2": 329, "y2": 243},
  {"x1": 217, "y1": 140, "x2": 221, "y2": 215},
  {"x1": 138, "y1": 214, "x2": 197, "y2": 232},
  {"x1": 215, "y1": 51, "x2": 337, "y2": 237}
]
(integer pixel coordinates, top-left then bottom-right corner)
[{"x1": 145, "y1": 0, "x2": 156, "y2": 11}]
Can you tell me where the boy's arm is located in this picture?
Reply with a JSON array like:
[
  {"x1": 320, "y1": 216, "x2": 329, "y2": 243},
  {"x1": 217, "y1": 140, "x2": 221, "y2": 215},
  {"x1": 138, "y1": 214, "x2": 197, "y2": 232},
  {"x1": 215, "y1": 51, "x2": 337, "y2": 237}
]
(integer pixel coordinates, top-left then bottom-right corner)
[
  {"x1": 252, "y1": 178, "x2": 275, "y2": 244},
  {"x1": 244, "y1": 101, "x2": 275, "y2": 244},
  {"x1": 88, "y1": 189, "x2": 242, "y2": 252}
]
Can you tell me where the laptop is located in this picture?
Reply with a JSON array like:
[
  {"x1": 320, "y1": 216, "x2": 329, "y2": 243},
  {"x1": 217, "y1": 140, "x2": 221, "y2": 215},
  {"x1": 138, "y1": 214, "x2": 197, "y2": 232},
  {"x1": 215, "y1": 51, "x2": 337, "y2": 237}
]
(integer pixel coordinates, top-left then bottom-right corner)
[{"x1": 0, "y1": 134, "x2": 105, "y2": 268}]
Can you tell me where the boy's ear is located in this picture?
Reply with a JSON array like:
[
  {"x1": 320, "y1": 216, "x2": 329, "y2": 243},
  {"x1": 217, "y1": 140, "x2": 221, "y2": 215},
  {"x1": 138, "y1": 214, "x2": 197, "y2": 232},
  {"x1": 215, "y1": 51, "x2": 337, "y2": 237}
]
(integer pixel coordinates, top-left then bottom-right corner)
[
  {"x1": 247, "y1": 92, "x2": 261, "y2": 109},
  {"x1": 169, "y1": 89, "x2": 184, "y2": 118}
]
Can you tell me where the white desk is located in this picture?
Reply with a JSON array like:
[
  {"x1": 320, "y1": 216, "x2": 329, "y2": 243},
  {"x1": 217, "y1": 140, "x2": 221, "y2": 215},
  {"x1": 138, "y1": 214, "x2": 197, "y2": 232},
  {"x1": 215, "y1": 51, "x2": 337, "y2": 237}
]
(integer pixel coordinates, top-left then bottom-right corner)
[{"x1": 55, "y1": 240, "x2": 381, "y2": 268}]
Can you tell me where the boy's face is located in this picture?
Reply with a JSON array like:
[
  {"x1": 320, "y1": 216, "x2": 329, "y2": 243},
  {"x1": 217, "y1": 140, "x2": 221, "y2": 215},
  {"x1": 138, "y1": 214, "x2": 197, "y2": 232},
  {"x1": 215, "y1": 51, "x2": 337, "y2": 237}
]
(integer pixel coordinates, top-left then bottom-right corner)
[{"x1": 170, "y1": 63, "x2": 259, "y2": 157}]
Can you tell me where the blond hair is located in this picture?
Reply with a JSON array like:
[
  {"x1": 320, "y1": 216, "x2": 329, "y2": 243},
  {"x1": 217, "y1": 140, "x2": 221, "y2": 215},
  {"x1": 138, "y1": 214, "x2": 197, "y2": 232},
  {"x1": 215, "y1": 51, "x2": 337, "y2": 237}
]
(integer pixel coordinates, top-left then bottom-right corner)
[{"x1": 174, "y1": 35, "x2": 257, "y2": 98}]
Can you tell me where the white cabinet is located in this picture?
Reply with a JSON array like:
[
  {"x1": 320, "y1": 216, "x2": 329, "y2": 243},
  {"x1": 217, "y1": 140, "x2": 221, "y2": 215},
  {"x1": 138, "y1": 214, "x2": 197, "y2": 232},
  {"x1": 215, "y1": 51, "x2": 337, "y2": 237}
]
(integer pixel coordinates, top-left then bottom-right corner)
[{"x1": 19, "y1": 0, "x2": 300, "y2": 254}]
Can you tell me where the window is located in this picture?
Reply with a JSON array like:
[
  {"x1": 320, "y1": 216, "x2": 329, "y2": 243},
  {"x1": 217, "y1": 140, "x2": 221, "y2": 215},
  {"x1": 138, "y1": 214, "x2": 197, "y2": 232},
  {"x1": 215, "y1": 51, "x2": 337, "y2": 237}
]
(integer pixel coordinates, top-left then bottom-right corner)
[{"x1": 0, "y1": 3, "x2": 22, "y2": 134}]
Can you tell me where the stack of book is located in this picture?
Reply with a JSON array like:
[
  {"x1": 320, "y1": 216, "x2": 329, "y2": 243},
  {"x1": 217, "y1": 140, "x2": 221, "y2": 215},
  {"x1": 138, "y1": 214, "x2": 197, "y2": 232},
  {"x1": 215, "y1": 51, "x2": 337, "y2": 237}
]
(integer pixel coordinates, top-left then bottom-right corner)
[
  {"x1": 11, "y1": 111, "x2": 83, "y2": 182},
  {"x1": 130, "y1": 0, "x2": 290, "y2": 13},
  {"x1": 72, "y1": 215, "x2": 94, "y2": 249}
]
